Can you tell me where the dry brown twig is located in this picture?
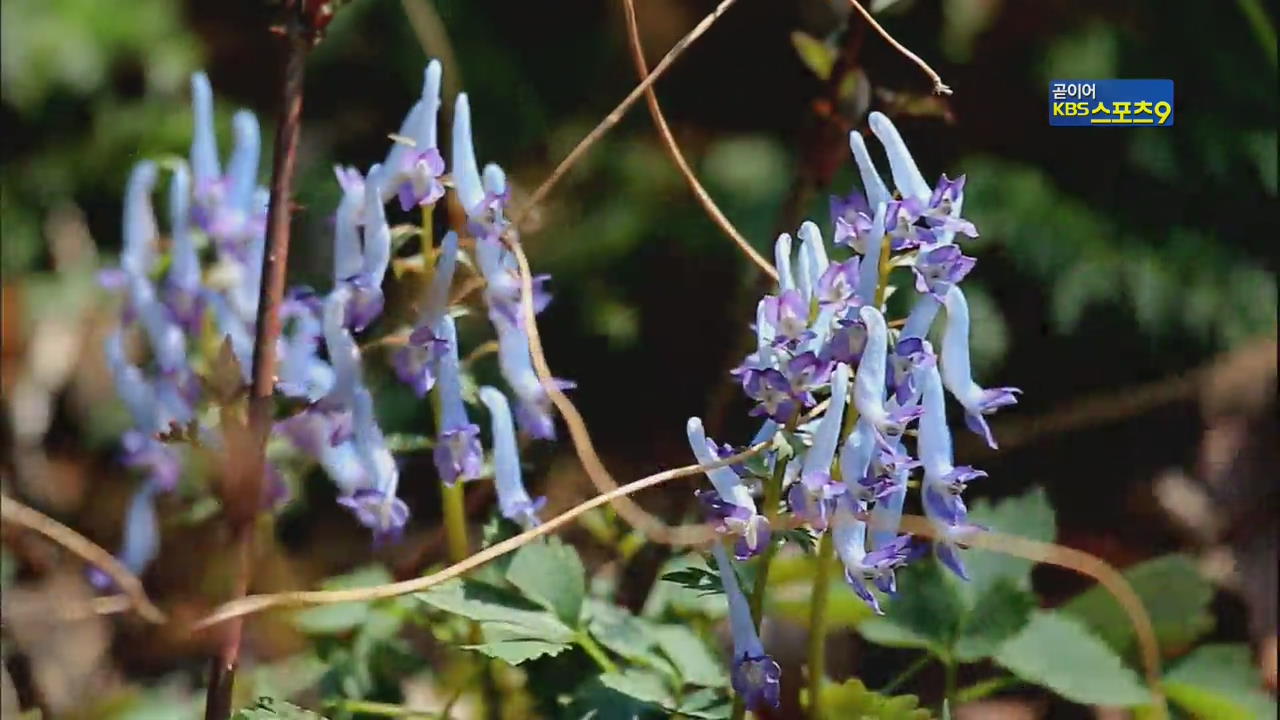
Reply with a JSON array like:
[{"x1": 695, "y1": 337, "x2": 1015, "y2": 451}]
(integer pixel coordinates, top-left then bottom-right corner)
[
  {"x1": 192, "y1": 441, "x2": 770, "y2": 628},
  {"x1": 0, "y1": 496, "x2": 166, "y2": 623},
  {"x1": 514, "y1": 0, "x2": 741, "y2": 227},
  {"x1": 847, "y1": 0, "x2": 952, "y2": 95},
  {"x1": 620, "y1": 0, "x2": 776, "y2": 281}
]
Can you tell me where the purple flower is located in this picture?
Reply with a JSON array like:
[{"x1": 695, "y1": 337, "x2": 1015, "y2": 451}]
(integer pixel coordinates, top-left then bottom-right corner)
[
  {"x1": 939, "y1": 286, "x2": 1021, "y2": 449},
  {"x1": 189, "y1": 73, "x2": 221, "y2": 193},
  {"x1": 830, "y1": 189, "x2": 873, "y2": 249},
  {"x1": 883, "y1": 197, "x2": 933, "y2": 251},
  {"x1": 492, "y1": 312, "x2": 572, "y2": 440},
  {"x1": 380, "y1": 61, "x2": 443, "y2": 204},
  {"x1": 711, "y1": 542, "x2": 781, "y2": 711},
  {"x1": 889, "y1": 336, "x2": 936, "y2": 406},
  {"x1": 276, "y1": 298, "x2": 334, "y2": 401},
  {"x1": 432, "y1": 316, "x2": 483, "y2": 485},
  {"x1": 832, "y1": 496, "x2": 914, "y2": 614},
  {"x1": 815, "y1": 257, "x2": 862, "y2": 311},
  {"x1": 121, "y1": 431, "x2": 181, "y2": 492},
  {"x1": 277, "y1": 408, "x2": 366, "y2": 495},
  {"x1": 743, "y1": 367, "x2": 799, "y2": 423},
  {"x1": 922, "y1": 174, "x2": 978, "y2": 242},
  {"x1": 479, "y1": 386, "x2": 545, "y2": 528},
  {"x1": 338, "y1": 489, "x2": 409, "y2": 546},
  {"x1": 783, "y1": 351, "x2": 832, "y2": 404},
  {"x1": 451, "y1": 93, "x2": 485, "y2": 218},
  {"x1": 913, "y1": 244, "x2": 976, "y2": 301},
  {"x1": 853, "y1": 306, "x2": 922, "y2": 440},
  {"x1": 688, "y1": 417, "x2": 768, "y2": 558},
  {"x1": 395, "y1": 148, "x2": 446, "y2": 211},
  {"x1": 761, "y1": 289, "x2": 810, "y2": 347},
  {"x1": 867, "y1": 112, "x2": 931, "y2": 203},
  {"x1": 820, "y1": 309, "x2": 869, "y2": 365},
  {"x1": 792, "y1": 364, "x2": 850, "y2": 530},
  {"x1": 848, "y1": 130, "x2": 892, "y2": 211},
  {"x1": 90, "y1": 482, "x2": 160, "y2": 591}
]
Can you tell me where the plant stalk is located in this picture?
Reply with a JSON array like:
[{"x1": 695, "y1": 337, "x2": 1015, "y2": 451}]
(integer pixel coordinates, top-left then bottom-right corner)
[
  {"x1": 202, "y1": 5, "x2": 315, "y2": 719},
  {"x1": 747, "y1": 455, "x2": 789, "y2": 626},
  {"x1": 806, "y1": 531, "x2": 835, "y2": 720}
]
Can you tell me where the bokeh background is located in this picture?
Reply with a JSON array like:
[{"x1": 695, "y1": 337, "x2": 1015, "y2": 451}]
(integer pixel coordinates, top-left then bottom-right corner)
[{"x1": 1, "y1": 0, "x2": 1276, "y2": 717}]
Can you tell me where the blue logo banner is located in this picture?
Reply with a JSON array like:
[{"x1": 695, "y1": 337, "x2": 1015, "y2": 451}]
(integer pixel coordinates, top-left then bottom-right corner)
[{"x1": 1048, "y1": 79, "x2": 1174, "y2": 127}]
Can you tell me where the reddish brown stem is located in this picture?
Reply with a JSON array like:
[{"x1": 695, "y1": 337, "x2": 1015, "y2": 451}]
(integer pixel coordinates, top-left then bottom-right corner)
[{"x1": 202, "y1": 6, "x2": 316, "y2": 719}]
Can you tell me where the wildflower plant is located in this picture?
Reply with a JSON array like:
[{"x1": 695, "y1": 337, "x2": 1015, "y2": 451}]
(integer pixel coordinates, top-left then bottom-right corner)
[{"x1": 51, "y1": 8, "x2": 1267, "y2": 720}]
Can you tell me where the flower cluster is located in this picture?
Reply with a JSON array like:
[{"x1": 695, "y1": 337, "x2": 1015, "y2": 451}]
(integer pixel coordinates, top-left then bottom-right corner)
[
  {"x1": 97, "y1": 62, "x2": 565, "y2": 580},
  {"x1": 694, "y1": 112, "x2": 1019, "y2": 710}
]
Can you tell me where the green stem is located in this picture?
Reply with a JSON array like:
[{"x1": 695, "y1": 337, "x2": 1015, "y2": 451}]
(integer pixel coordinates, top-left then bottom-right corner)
[
  {"x1": 954, "y1": 675, "x2": 1020, "y2": 704},
  {"x1": 747, "y1": 455, "x2": 789, "y2": 625},
  {"x1": 576, "y1": 631, "x2": 619, "y2": 674},
  {"x1": 806, "y1": 531, "x2": 835, "y2": 720},
  {"x1": 942, "y1": 660, "x2": 958, "y2": 713},
  {"x1": 1236, "y1": 0, "x2": 1278, "y2": 66},
  {"x1": 429, "y1": 381, "x2": 470, "y2": 564},
  {"x1": 880, "y1": 654, "x2": 932, "y2": 695}
]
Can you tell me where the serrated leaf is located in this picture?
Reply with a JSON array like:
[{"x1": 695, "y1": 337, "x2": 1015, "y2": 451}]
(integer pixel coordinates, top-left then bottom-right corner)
[
  {"x1": 674, "y1": 687, "x2": 733, "y2": 719},
  {"x1": 585, "y1": 600, "x2": 659, "y2": 664},
  {"x1": 660, "y1": 566, "x2": 724, "y2": 597},
  {"x1": 961, "y1": 487, "x2": 1056, "y2": 602},
  {"x1": 643, "y1": 554, "x2": 727, "y2": 619},
  {"x1": 652, "y1": 625, "x2": 726, "y2": 688},
  {"x1": 859, "y1": 559, "x2": 965, "y2": 656},
  {"x1": 779, "y1": 527, "x2": 817, "y2": 553},
  {"x1": 1059, "y1": 554, "x2": 1214, "y2": 657},
  {"x1": 599, "y1": 668, "x2": 676, "y2": 708},
  {"x1": 232, "y1": 697, "x2": 328, "y2": 719},
  {"x1": 952, "y1": 579, "x2": 1037, "y2": 662},
  {"x1": 994, "y1": 612, "x2": 1151, "y2": 706},
  {"x1": 417, "y1": 578, "x2": 575, "y2": 644},
  {"x1": 1163, "y1": 644, "x2": 1277, "y2": 720},
  {"x1": 791, "y1": 31, "x2": 837, "y2": 80},
  {"x1": 505, "y1": 537, "x2": 586, "y2": 626},
  {"x1": 291, "y1": 565, "x2": 394, "y2": 635},
  {"x1": 463, "y1": 639, "x2": 571, "y2": 665},
  {"x1": 803, "y1": 677, "x2": 933, "y2": 720}
]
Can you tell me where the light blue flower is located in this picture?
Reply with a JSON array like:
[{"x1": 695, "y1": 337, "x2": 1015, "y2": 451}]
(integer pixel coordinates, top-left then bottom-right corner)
[
  {"x1": 939, "y1": 285, "x2": 1020, "y2": 449},
  {"x1": 189, "y1": 72, "x2": 221, "y2": 192},
  {"x1": 432, "y1": 315, "x2": 483, "y2": 486},
  {"x1": 689, "y1": 417, "x2": 769, "y2": 558},
  {"x1": 710, "y1": 542, "x2": 781, "y2": 710},
  {"x1": 789, "y1": 363, "x2": 849, "y2": 530},
  {"x1": 450, "y1": 93, "x2": 484, "y2": 217},
  {"x1": 852, "y1": 305, "x2": 922, "y2": 440},
  {"x1": 478, "y1": 386, "x2": 545, "y2": 528}
]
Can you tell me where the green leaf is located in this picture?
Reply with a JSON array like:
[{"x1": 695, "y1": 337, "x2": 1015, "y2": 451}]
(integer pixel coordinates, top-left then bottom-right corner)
[
  {"x1": 232, "y1": 697, "x2": 328, "y2": 719},
  {"x1": 1163, "y1": 644, "x2": 1277, "y2": 720},
  {"x1": 643, "y1": 554, "x2": 727, "y2": 619},
  {"x1": 961, "y1": 487, "x2": 1056, "y2": 603},
  {"x1": 1058, "y1": 554, "x2": 1214, "y2": 657},
  {"x1": 660, "y1": 566, "x2": 724, "y2": 597},
  {"x1": 952, "y1": 579, "x2": 1037, "y2": 662},
  {"x1": 673, "y1": 688, "x2": 733, "y2": 719},
  {"x1": 778, "y1": 527, "x2": 818, "y2": 554},
  {"x1": 586, "y1": 597, "x2": 665, "y2": 666},
  {"x1": 993, "y1": 612, "x2": 1151, "y2": 706},
  {"x1": 569, "y1": 676, "x2": 668, "y2": 720},
  {"x1": 803, "y1": 677, "x2": 934, "y2": 720},
  {"x1": 292, "y1": 565, "x2": 394, "y2": 635},
  {"x1": 790, "y1": 31, "x2": 836, "y2": 80},
  {"x1": 859, "y1": 559, "x2": 965, "y2": 657},
  {"x1": 652, "y1": 625, "x2": 727, "y2": 688},
  {"x1": 599, "y1": 668, "x2": 676, "y2": 708},
  {"x1": 417, "y1": 579, "x2": 575, "y2": 645},
  {"x1": 464, "y1": 639, "x2": 571, "y2": 665},
  {"x1": 504, "y1": 537, "x2": 585, "y2": 626}
]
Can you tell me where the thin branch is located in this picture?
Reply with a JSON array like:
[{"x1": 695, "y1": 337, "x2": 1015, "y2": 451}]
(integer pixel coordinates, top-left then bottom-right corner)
[
  {"x1": 621, "y1": 0, "x2": 776, "y2": 281},
  {"x1": 0, "y1": 496, "x2": 165, "y2": 623},
  {"x1": 846, "y1": 0, "x2": 952, "y2": 95},
  {"x1": 510, "y1": 239, "x2": 716, "y2": 546},
  {"x1": 191, "y1": 442, "x2": 770, "y2": 628},
  {"x1": 205, "y1": 3, "x2": 317, "y2": 717},
  {"x1": 514, "y1": 0, "x2": 741, "y2": 226}
]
